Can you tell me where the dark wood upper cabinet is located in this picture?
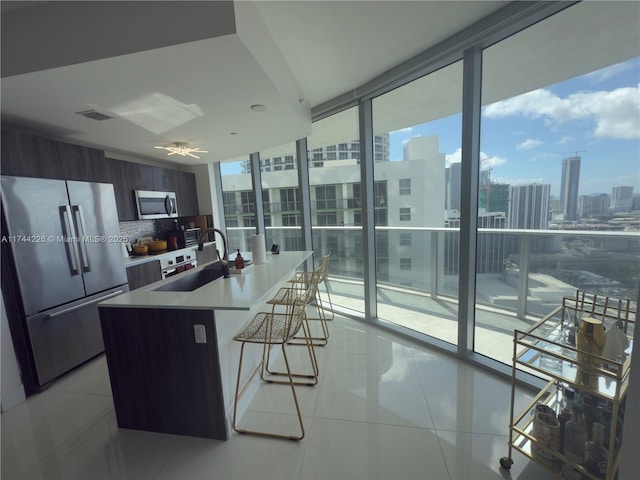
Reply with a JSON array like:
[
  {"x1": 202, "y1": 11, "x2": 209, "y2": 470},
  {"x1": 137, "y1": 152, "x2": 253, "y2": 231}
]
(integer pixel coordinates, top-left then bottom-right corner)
[
  {"x1": 1, "y1": 128, "x2": 199, "y2": 221},
  {"x1": 153, "y1": 167, "x2": 175, "y2": 192},
  {"x1": 175, "y1": 170, "x2": 198, "y2": 217},
  {"x1": 106, "y1": 158, "x2": 136, "y2": 220},
  {"x1": 56, "y1": 141, "x2": 108, "y2": 182},
  {"x1": 106, "y1": 158, "x2": 156, "y2": 221},
  {"x1": 2, "y1": 128, "x2": 107, "y2": 182},
  {"x1": 106, "y1": 158, "x2": 198, "y2": 220},
  {"x1": 1, "y1": 129, "x2": 61, "y2": 179}
]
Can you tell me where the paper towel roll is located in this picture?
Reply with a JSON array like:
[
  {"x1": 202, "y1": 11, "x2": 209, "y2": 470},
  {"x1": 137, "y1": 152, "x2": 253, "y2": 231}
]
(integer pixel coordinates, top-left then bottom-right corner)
[{"x1": 251, "y1": 234, "x2": 267, "y2": 265}]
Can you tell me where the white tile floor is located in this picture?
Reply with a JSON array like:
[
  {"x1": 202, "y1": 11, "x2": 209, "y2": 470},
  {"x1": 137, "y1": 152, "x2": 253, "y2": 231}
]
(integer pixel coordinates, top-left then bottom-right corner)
[{"x1": 1, "y1": 315, "x2": 556, "y2": 480}]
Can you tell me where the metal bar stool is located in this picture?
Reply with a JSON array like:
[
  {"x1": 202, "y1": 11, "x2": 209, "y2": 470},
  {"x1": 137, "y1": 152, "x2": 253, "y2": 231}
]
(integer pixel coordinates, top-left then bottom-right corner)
[
  {"x1": 263, "y1": 268, "x2": 322, "y2": 377},
  {"x1": 289, "y1": 252, "x2": 334, "y2": 321},
  {"x1": 232, "y1": 291, "x2": 315, "y2": 440},
  {"x1": 273, "y1": 257, "x2": 330, "y2": 347}
]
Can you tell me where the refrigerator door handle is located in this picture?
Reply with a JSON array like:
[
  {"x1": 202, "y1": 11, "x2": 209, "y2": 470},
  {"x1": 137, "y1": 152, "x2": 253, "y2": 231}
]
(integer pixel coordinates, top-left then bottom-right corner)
[
  {"x1": 72, "y1": 205, "x2": 91, "y2": 272},
  {"x1": 60, "y1": 205, "x2": 80, "y2": 275},
  {"x1": 44, "y1": 289, "x2": 125, "y2": 319}
]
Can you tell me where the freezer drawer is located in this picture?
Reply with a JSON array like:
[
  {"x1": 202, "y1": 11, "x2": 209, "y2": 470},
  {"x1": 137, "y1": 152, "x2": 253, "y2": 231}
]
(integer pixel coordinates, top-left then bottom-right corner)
[{"x1": 25, "y1": 286, "x2": 128, "y2": 386}]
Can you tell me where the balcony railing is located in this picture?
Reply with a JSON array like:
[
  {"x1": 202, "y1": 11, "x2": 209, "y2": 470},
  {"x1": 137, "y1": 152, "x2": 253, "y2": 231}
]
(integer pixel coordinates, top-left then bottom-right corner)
[
  {"x1": 228, "y1": 224, "x2": 638, "y2": 313},
  {"x1": 224, "y1": 224, "x2": 638, "y2": 364}
]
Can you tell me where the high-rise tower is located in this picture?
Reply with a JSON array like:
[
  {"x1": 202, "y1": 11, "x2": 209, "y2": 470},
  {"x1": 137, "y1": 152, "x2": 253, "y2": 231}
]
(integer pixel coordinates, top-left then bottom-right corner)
[
  {"x1": 610, "y1": 186, "x2": 634, "y2": 212},
  {"x1": 560, "y1": 156, "x2": 581, "y2": 221},
  {"x1": 508, "y1": 183, "x2": 550, "y2": 229}
]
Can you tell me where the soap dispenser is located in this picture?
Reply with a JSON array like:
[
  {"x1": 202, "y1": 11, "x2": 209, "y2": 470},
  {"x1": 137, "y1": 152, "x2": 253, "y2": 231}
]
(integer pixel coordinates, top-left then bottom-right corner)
[{"x1": 235, "y1": 249, "x2": 245, "y2": 270}]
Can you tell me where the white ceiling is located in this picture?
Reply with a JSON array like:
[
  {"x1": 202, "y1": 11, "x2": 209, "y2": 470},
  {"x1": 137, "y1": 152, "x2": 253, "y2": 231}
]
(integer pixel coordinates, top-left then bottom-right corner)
[{"x1": 1, "y1": 0, "x2": 507, "y2": 166}]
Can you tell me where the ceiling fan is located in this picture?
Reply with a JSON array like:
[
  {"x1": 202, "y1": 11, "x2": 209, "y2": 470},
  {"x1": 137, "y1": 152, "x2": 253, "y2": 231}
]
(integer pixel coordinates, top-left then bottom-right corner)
[{"x1": 154, "y1": 142, "x2": 208, "y2": 159}]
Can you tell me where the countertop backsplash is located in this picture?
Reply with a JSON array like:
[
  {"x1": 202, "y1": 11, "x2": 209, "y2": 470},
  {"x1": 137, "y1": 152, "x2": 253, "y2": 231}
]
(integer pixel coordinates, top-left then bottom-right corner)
[
  {"x1": 118, "y1": 220, "x2": 156, "y2": 245},
  {"x1": 119, "y1": 215, "x2": 213, "y2": 245}
]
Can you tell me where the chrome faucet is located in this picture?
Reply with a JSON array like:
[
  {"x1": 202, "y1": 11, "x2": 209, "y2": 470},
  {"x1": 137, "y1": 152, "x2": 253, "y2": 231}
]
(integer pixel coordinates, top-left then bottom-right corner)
[{"x1": 198, "y1": 227, "x2": 230, "y2": 277}]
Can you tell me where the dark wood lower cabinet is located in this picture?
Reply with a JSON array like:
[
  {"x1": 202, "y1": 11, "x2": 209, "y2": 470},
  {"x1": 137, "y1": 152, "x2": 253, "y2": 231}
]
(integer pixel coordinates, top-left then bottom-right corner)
[
  {"x1": 99, "y1": 307, "x2": 228, "y2": 440},
  {"x1": 196, "y1": 244, "x2": 220, "y2": 266},
  {"x1": 125, "y1": 260, "x2": 162, "y2": 290}
]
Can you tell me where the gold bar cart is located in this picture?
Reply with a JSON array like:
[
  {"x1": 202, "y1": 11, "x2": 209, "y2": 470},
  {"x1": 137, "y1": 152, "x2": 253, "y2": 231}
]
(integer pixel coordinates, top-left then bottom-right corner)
[{"x1": 500, "y1": 291, "x2": 635, "y2": 480}]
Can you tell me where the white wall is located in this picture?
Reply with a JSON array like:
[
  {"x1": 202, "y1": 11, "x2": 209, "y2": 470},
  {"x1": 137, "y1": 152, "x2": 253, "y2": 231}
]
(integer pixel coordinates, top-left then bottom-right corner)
[{"x1": 1, "y1": 294, "x2": 25, "y2": 412}]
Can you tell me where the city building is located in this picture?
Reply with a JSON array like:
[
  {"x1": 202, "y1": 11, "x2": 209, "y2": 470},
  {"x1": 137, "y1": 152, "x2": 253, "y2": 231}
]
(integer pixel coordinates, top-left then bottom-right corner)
[
  {"x1": 508, "y1": 183, "x2": 551, "y2": 229},
  {"x1": 223, "y1": 135, "x2": 445, "y2": 288},
  {"x1": 244, "y1": 135, "x2": 391, "y2": 173},
  {"x1": 445, "y1": 162, "x2": 462, "y2": 211},
  {"x1": 579, "y1": 193, "x2": 610, "y2": 218},
  {"x1": 560, "y1": 156, "x2": 581, "y2": 221},
  {"x1": 479, "y1": 169, "x2": 510, "y2": 214},
  {"x1": 611, "y1": 186, "x2": 634, "y2": 212}
]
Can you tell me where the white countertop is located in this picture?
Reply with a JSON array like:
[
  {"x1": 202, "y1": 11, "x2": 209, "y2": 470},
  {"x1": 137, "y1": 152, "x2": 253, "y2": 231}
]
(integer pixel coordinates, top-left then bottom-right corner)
[{"x1": 102, "y1": 250, "x2": 313, "y2": 311}]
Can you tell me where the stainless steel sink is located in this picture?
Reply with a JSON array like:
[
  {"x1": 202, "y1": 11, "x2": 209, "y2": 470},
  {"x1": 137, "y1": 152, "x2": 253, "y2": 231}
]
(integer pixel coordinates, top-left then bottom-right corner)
[{"x1": 153, "y1": 267, "x2": 225, "y2": 292}]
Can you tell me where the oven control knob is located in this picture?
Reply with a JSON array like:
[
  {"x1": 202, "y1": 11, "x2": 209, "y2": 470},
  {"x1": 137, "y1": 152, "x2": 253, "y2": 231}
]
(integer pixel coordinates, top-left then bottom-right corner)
[{"x1": 168, "y1": 260, "x2": 173, "y2": 265}]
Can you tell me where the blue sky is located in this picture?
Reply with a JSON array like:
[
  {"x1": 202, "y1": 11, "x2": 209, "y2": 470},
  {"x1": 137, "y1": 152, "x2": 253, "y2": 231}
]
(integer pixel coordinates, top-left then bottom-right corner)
[{"x1": 390, "y1": 57, "x2": 640, "y2": 197}]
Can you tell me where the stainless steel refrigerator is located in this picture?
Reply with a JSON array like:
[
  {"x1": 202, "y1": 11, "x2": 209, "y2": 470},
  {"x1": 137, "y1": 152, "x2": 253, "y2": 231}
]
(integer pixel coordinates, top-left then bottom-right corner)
[{"x1": 1, "y1": 176, "x2": 129, "y2": 391}]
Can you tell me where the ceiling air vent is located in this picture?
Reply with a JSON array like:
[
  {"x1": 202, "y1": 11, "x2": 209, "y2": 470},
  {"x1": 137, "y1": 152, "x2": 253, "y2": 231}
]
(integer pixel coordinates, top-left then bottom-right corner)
[{"x1": 75, "y1": 109, "x2": 113, "y2": 121}]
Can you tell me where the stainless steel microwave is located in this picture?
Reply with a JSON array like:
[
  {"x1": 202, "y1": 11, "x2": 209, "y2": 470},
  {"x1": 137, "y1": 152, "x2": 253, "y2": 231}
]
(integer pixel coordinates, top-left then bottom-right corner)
[{"x1": 134, "y1": 190, "x2": 178, "y2": 219}]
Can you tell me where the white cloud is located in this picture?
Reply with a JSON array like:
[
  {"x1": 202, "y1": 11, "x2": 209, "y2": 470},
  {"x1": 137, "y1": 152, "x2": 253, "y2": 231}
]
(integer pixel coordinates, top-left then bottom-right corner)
[
  {"x1": 445, "y1": 148, "x2": 461, "y2": 165},
  {"x1": 481, "y1": 153, "x2": 507, "y2": 169},
  {"x1": 558, "y1": 135, "x2": 575, "y2": 145},
  {"x1": 483, "y1": 85, "x2": 640, "y2": 139},
  {"x1": 517, "y1": 138, "x2": 543, "y2": 150},
  {"x1": 445, "y1": 148, "x2": 506, "y2": 169}
]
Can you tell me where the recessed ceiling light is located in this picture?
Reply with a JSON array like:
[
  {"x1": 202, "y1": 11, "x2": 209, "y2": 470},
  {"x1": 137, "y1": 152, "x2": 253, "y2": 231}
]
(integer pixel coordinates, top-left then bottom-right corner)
[
  {"x1": 154, "y1": 142, "x2": 208, "y2": 159},
  {"x1": 250, "y1": 104, "x2": 266, "y2": 112}
]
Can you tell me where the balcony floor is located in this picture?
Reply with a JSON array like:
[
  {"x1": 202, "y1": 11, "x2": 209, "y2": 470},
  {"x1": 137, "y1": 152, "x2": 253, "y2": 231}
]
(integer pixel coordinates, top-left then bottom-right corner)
[{"x1": 327, "y1": 278, "x2": 540, "y2": 366}]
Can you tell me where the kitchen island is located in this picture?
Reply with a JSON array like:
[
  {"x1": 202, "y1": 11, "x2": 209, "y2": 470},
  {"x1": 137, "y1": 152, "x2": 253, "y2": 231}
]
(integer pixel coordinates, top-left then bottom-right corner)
[{"x1": 98, "y1": 251, "x2": 312, "y2": 440}]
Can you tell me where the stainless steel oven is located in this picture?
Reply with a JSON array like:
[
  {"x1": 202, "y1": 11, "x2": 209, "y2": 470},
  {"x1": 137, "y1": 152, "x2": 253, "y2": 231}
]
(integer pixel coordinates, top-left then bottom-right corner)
[{"x1": 160, "y1": 249, "x2": 197, "y2": 279}]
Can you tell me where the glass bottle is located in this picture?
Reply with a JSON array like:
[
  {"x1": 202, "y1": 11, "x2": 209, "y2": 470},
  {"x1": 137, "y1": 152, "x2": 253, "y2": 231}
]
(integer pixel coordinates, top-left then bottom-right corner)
[
  {"x1": 581, "y1": 394, "x2": 596, "y2": 441},
  {"x1": 599, "y1": 405, "x2": 612, "y2": 450},
  {"x1": 584, "y1": 422, "x2": 608, "y2": 478},
  {"x1": 562, "y1": 386, "x2": 576, "y2": 412},
  {"x1": 563, "y1": 404, "x2": 587, "y2": 465},
  {"x1": 234, "y1": 249, "x2": 244, "y2": 269},
  {"x1": 557, "y1": 408, "x2": 572, "y2": 455}
]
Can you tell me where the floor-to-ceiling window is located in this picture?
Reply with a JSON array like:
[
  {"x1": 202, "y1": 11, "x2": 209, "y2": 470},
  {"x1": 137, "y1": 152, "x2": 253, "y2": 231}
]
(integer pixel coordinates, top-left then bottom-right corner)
[
  {"x1": 220, "y1": 158, "x2": 254, "y2": 252},
  {"x1": 259, "y1": 142, "x2": 303, "y2": 251},
  {"x1": 213, "y1": 1, "x2": 638, "y2": 381},
  {"x1": 372, "y1": 61, "x2": 463, "y2": 345},
  {"x1": 475, "y1": 1, "x2": 640, "y2": 364},
  {"x1": 307, "y1": 107, "x2": 364, "y2": 313}
]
